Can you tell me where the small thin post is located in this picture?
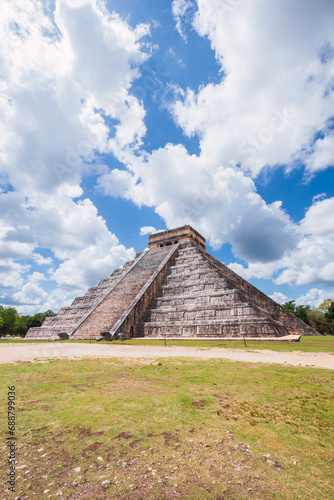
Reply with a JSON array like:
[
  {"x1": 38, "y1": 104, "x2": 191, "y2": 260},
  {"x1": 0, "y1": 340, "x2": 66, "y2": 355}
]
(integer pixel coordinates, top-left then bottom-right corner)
[{"x1": 243, "y1": 336, "x2": 246, "y2": 347}]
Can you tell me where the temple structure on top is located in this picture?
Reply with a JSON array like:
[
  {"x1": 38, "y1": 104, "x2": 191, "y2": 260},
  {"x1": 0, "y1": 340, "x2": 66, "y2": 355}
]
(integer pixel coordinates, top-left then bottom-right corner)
[
  {"x1": 148, "y1": 226, "x2": 206, "y2": 251},
  {"x1": 26, "y1": 225, "x2": 317, "y2": 340}
]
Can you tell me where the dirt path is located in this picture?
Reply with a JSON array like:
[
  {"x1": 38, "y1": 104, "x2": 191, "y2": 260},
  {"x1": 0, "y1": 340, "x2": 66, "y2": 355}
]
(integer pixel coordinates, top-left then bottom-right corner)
[{"x1": 0, "y1": 343, "x2": 333, "y2": 369}]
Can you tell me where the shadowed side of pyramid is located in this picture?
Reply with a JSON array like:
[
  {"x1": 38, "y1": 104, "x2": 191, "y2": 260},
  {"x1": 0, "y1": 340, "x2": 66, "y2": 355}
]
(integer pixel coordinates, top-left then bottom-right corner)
[
  {"x1": 26, "y1": 226, "x2": 318, "y2": 340},
  {"x1": 140, "y1": 243, "x2": 316, "y2": 338}
]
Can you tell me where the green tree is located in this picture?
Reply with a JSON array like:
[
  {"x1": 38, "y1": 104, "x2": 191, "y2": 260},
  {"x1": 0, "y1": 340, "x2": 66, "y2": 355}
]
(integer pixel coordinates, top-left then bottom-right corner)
[
  {"x1": 282, "y1": 300, "x2": 325, "y2": 331},
  {"x1": 294, "y1": 304, "x2": 311, "y2": 325},
  {"x1": 25, "y1": 310, "x2": 55, "y2": 331},
  {"x1": 14, "y1": 315, "x2": 28, "y2": 337},
  {"x1": 282, "y1": 300, "x2": 296, "y2": 314},
  {"x1": 325, "y1": 302, "x2": 334, "y2": 335},
  {"x1": 26, "y1": 313, "x2": 45, "y2": 329},
  {"x1": 0, "y1": 307, "x2": 18, "y2": 336},
  {"x1": 306, "y1": 309, "x2": 328, "y2": 335},
  {"x1": 44, "y1": 310, "x2": 56, "y2": 317},
  {"x1": 318, "y1": 298, "x2": 333, "y2": 313},
  {"x1": 0, "y1": 306, "x2": 4, "y2": 336},
  {"x1": 0, "y1": 306, "x2": 56, "y2": 337},
  {"x1": 0, "y1": 313, "x2": 4, "y2": 335}
]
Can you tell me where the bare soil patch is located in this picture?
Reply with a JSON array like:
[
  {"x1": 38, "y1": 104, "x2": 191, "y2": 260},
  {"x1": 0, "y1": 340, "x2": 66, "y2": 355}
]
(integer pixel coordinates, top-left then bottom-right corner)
[{"x1": 0, "y1": 342, "x2": 333, "y2": 369}]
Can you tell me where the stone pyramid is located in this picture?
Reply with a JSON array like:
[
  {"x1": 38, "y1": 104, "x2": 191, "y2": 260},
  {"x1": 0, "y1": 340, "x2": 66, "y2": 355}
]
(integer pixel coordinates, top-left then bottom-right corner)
[{"x1": 26, "y1": 226, "x2": 316, "y2": 340}]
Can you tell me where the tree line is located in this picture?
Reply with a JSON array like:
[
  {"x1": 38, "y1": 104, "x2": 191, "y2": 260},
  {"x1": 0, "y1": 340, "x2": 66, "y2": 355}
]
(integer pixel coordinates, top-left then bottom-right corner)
[
  {"x1": 282, "y1": 299, "x2": 334, "y2": 335},
  {"x1": 0, "y1": 306, "x2": 55, "y2": 337}
]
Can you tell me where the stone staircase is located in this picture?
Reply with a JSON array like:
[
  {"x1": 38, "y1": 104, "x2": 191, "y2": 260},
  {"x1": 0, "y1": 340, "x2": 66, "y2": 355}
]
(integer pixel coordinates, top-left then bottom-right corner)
[
  {"x1": 26, "y1": 245, "x2": 178, "y2": 340},
  {"x1": 140, "y1": 244, "x2": 288, "y2": 338},
  {"x1": 26, "y1": 252, "x2": 147, "y2": 340},
  {"x1": 71, "y1": 245, "x2": 174, "y2": 339}
]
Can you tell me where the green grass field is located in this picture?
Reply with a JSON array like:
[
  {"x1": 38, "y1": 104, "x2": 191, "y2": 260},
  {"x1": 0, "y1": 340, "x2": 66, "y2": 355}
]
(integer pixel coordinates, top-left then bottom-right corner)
[
  {"x1": 108, "y1": 335, "x2": 334, "y2": 353},
  {"x1": 1, "y1": 356, "x2": 333, "y2": 499},
  {"x1": 1, "y1": 335, "x2": 334, "y2": 352}
]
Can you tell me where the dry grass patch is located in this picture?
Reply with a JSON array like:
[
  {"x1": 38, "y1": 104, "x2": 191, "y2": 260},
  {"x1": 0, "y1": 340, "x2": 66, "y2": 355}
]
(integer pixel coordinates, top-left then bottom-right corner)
[{"x1": 0, "y1": 358, "x2": 333, "y2": 499}]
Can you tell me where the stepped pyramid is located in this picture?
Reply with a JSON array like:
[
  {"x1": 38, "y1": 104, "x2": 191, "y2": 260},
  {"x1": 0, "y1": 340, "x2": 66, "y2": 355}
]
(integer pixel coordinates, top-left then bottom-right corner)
[{"x1": 26, "y1": 226, "x2": 317, "y2": 340}]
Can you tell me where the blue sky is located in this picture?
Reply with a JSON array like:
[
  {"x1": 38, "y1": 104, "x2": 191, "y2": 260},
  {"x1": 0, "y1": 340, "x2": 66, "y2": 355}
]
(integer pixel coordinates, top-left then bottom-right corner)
[{"x1": 0, "y1": 0, "x2": 334, "y2": 313}]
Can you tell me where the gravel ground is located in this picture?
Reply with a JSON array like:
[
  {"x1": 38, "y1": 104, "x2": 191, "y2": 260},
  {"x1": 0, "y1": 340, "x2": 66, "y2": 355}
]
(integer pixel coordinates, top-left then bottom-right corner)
[{"x1": 0, "y1": 343, "x2": 333, "y2": 369}]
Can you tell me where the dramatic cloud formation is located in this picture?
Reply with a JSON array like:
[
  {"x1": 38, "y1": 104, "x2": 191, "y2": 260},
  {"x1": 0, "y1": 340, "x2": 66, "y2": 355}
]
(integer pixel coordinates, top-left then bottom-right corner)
[
  {"x1": 100, "y1": 144, "x2": 298, "y2": 261},
  {"x1": 172, "y1": 0, "x2": 334, "y2": 176},
  {"x1": 0, "y1": 0, "x2": 146, "y2": 310},
  {"x1": 229, "y1": 197, "x2": 334, "y2": 293},
  {"x1": 1, "y1": 0, "x2": 334, "y2": 312}
]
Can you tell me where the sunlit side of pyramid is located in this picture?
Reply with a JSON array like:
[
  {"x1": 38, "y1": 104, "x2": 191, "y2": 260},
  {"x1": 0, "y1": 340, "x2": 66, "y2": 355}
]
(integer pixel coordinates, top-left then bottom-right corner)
[{"x1": 26, "y1": 226, "x2": 317, "y2": 340}]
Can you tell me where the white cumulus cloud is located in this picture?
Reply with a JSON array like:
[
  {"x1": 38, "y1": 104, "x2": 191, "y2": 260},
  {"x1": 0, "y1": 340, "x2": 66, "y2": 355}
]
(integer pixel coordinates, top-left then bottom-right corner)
[
  {"x1": 229, "y1": 197, "x2": 334, "y2": 288},
  {"x1": 269, "y1": 292, "x2": 291, "y2": 305},
  {"x1": 100, "y1": 144, "x2": 298, "y2": 261},
  {"x1": 0, "y1": 0, "x2": 148, "y2": 311},
  {"x1": 140, "y1": 226, "x2": 158, "y2": 236},
  {"x1": 170, "y1": 0, "x2": 334, "y2": 176}
]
